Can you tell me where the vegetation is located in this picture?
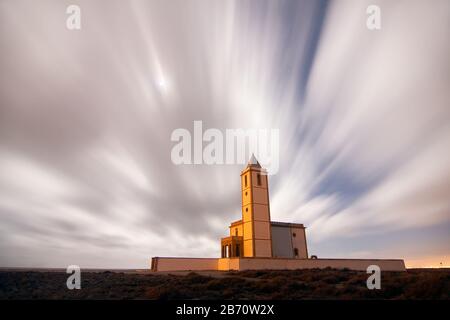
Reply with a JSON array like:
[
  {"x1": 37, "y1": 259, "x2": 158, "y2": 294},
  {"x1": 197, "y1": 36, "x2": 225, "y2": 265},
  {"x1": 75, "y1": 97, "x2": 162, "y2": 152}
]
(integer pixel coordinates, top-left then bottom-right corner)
[{"x1": 0, "y1": 268, "x2": 449, "y2": 300}]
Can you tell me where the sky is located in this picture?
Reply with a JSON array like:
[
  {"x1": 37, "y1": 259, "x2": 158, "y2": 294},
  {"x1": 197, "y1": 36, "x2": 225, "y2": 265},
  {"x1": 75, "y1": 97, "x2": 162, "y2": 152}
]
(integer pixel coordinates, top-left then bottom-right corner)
[{"x1": 0, "y1": 0, "x2": 449, "y2": 268}]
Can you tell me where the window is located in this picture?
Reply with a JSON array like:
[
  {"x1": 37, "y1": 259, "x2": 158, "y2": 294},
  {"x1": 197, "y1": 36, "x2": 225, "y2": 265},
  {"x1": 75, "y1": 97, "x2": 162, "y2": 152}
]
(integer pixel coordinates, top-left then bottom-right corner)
[
  {"x1": 245, "y1": 191, "x2": 248, "y2": 196},
  {"x1": 294, "y1": 248, "x2": 299, "y2": 257},
  {"x1": 245, "y1": 208, "x2": 248, "y2": 212},
  {"x1": 244, "y1": 175, "x2": 247, "y2": 187},
  {"x1": 292, "y1": 232, "x2": 296, "y2": 237},
  {"x1": 257, "y1": 173, "x2": 261, "y2": 186},
  {"x1": 235, "y1": 228, "x2": 238, "y2": 236}
]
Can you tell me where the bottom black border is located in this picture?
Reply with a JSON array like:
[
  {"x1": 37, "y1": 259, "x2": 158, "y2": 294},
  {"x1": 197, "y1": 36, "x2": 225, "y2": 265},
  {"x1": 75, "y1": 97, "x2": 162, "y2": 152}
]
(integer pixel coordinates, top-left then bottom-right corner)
[{"x1": 1, "y1": 300, "x2": 447, "y2": 319}]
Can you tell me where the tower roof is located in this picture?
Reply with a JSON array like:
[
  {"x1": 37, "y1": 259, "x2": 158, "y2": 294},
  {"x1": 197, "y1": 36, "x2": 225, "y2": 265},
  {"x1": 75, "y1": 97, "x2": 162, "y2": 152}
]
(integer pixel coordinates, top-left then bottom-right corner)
[{"x1": 247, "y1": 154, "x2": 261, "y2": 168}]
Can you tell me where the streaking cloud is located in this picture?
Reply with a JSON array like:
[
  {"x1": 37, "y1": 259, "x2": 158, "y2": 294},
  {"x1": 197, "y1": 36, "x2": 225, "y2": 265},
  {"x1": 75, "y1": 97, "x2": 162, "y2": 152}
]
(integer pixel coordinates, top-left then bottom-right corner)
[{"x1": 0, "y1": 0, "x2": 448, "y2": 268}]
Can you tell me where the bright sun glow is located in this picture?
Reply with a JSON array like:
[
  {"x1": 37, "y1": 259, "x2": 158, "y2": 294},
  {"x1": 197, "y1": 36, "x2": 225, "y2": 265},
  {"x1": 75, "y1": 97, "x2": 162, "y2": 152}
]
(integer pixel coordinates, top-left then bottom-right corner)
[{"x1": 156, "y1": 77, "x2": 169, "y2": 93}]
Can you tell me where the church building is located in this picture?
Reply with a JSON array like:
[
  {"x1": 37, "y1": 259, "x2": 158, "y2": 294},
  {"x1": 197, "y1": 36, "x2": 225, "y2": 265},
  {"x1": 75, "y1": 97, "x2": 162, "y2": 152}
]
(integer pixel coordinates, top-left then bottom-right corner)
[
  {"x1": 221, "y1": 155, "x2": 308, "y2": 260},
  {"x1": 150, "y1": 157, "x2": 406, "y2": 272}
]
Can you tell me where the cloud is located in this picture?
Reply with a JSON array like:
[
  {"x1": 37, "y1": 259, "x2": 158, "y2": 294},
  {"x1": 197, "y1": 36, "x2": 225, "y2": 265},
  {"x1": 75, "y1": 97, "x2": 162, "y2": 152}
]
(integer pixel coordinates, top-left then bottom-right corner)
[
  {"x1": 269, "y1": 0, "x2": 450, "y2": 258},
  {"x1": 0, "y1": 0, "x2": 449, "y2": 267}
]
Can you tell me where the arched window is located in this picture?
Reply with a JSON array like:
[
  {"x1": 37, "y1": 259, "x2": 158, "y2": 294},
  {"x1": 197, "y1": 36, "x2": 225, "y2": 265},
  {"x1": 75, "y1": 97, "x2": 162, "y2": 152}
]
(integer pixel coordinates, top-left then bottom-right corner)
[{"x1": 294, "y1": 248, "x2": 299, "y2": 257}]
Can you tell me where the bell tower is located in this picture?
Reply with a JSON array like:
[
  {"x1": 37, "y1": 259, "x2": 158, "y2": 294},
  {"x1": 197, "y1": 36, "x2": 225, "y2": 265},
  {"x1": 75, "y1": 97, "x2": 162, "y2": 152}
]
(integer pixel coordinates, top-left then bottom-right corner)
[{"x1": 240, "y1": 155, "x2": 273, "y2": 257}]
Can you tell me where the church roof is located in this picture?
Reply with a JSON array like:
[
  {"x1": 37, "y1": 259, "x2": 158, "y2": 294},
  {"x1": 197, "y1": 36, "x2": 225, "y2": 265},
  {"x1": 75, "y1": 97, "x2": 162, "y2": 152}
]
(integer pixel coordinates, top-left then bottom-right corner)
[
  {"x1": 271, "y1": 221, "x2": 305, "y2": 228},
  {"x1": 247, "y1": 154, "x2": 261, "y2": 168},
  {"x1": 230, "y1": 219, "x2": 243, "y2": 226}
]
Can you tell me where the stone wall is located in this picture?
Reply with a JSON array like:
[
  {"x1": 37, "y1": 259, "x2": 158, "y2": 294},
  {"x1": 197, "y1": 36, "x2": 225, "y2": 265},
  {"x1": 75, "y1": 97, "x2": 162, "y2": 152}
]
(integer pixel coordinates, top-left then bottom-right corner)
[
  {"x1": 150, "y1": 257, "x2": 218, "y2": 271},
  {"x1": 151, "y1": 257, "x2": 406, "y2": 272},
  {"x1": 237, "y1": 257, "x2": 406, "y2": 271}
]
